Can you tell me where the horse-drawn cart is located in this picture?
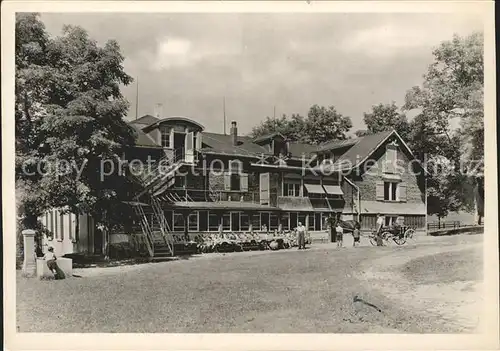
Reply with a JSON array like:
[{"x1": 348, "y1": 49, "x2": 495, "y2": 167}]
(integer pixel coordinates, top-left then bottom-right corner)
[{"x1": 368, "y1": 225, "x2": 416, "y2": 246}]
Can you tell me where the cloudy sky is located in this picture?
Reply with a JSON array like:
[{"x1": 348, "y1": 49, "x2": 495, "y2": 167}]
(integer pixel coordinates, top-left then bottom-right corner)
[{"x1": 40, "y1": 12, "x2": 483, "y2": 136}]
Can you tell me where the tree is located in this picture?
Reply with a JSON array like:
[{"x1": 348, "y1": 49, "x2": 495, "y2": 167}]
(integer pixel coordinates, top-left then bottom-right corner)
[
  {"x1": 403, "y1": 32, "x2": 484, "y2": 220},
  {"x1": 16, "y1": 13, "x2": 136, "y2": 254},
  {"x1": 358, "y1": 102, "x2": 410, "y2": 140},
  {"x1": 250, "y1": 113, "x2": 307, "y2": 142},
  {"x1": 303, "y1": 105, "x2": 352, "y2": 144},
  {"x1": 251, "y1": 105, "x2": 352, "y2": 144}
]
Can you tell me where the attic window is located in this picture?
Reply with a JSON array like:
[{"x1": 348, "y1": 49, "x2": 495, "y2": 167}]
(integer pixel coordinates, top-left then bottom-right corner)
[{"x1": 385, "y1": 142, "x2": 398, "y2": 174}]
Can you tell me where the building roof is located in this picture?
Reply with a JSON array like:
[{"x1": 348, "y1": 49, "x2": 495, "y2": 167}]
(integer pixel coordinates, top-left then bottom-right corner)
[
  {"x1": 127, "y1": 116, "x2": 420, "y2": 168},
  {"x1": 201, "y1": 132, "x2": 271, "y2": 157},
  {"x1": 253, "y1": 132, "x2": 285, "y2": 144},
  {"x1": 317, "y1": 138, "x2": 359, "y2": 152},
  {"x1": 129, "y1": 114, "x2": 160, "y2": 126},
  {"x1": 315, "y1": 130, "x2": 394, "y2": 172},
  {"x1": 287, "y1": 142, "x2": 318, "y2": 158},
  {"x1": 129, "y1": 123, "x2": 162, "y2": 148}
]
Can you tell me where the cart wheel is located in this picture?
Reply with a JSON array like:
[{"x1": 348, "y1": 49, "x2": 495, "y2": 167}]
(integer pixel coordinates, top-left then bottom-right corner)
[
  {"x1": 381, "y1": 232, "x2": 392, "y2": 245},
  {"x1": 405, "y1": 228, "x2": 415, "y2": 240},
  {"x1": 369, "y1": 235, "x2": 378, "y2": 246},
  {"x1": 393, "y1": 235, "x2": 407, "y2": 245}
]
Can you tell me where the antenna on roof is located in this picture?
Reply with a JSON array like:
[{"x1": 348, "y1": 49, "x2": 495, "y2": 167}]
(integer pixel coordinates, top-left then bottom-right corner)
[
  {"x1": 223, "y1": 97, "x2": 227, "y2": 135},
  {"x1": 135, "y1": 77, "x2": 139, "y2": 120},
  {"x1": 273, "y1": 105, "x2": 277, "y2": 131}
]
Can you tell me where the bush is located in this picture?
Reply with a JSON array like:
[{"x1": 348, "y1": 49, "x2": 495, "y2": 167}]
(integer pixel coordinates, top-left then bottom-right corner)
[{"x1": 109, "y1": 242, "x2": 134, "y2": 260}]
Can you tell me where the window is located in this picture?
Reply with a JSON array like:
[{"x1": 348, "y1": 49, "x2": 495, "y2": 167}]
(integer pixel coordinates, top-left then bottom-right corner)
[
  {"x1": 308, "y1": 215, "x2": 315, "y2": 231},
  {"x1": 161, "y1": 127, "x2": 170, "y2": 148},
  {"x1": 222, "y1": 213, "x2": 231, "y2": 231},
  {"x1": 385, "y1": 144, "x2": 397, "y2": 173},
  {"x1": 281, "y1": 212, "x2": 290, "y2": 231},
  {"x1": 251, "y1": 213, "x2": 260, "y2": 230},
  {"x1": 260, "y1": 213, "x2": 270, "y2": 230},
  {"x1": 240, "y1": 213, "x2": 249, "y2": 231},
  {"x1": 199, "y1": 211, "x2": 208, "y2": 231},
  {"x1": 270, "y1": 213, "x2": 279, "y2": 231},
  {"x1": 230, "y1": 174, "x2": 241, "y2": 191},
  {"x1": 173, "y1": 212, "x2": 185, "y2": 232},
  {"x1": 231, "y1": 212, "x2": 240, "y2": 231},
  {"x1": 188, "y1": 212, "x2": 198, "y2": 232},
  {"x1": 208, "y1": 212, "x2": 219, "y2": 231},
  {"x1": 229, "y1": 160, "x2": 242, "y2": 191},
  {"x1": 284, "y1": 183, "x2": 301, "y2": 197},
  {"x1": 384, "y1": 182, "x2": 398, "y2": 201}
]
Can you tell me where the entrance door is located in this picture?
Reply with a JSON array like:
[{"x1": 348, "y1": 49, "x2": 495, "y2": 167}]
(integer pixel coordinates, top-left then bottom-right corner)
[{"x1": 173, "y1": 132, "x2": 185, "y2": 160}]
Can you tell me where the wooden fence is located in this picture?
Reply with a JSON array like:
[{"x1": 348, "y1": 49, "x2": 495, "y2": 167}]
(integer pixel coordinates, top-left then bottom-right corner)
[{"x1": 427, "y1": 221, "x2": 474, "y2": 231}]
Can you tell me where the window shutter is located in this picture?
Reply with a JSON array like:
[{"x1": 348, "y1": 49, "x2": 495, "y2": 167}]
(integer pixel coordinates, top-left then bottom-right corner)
[
  {"x1": 260, "y1": 173, "x2": 270, "y2": 204},
  {"x1": 398, "y1": 182, "x2": 407, "y2": 202},
  {"x1": 224, "y1": 172, "x2": 231, "y2": 191},
  {"x1": 240, "y1": 173, "x2": 248, "y2": 192},
  {"x1": 376, "y1": 181, "x2": 384, "y2": 200}
]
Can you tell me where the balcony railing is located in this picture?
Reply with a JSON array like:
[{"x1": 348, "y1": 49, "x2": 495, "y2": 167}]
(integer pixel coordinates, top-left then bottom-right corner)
[{"x1": 166, "y1": 188, "x2": 279, "y2": 206}]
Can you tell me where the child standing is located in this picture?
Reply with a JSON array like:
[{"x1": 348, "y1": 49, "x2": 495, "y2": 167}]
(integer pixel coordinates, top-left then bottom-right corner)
[
  {"x1": 335, "y1": 224, "x2": 343, "y2": 248},
  {"x1": 352, "y1": 227, "x2": 361, "y2": 247}
]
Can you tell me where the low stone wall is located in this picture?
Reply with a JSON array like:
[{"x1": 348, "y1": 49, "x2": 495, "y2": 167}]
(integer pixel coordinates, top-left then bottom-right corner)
[{"x1": 428, "y1": 225, "x2": 484, "y2": 237}]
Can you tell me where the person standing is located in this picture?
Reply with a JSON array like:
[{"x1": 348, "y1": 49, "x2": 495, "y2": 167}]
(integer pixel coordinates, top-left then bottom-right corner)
[
  {"x1": 296, "y1": 221, "x2": 306, "y2": 250},
  {"x1": 352, "y1": 225, "x2": 361, "y2": 247},
  {"x1": 335, "y1": 223, "x2": 344, "y2": 248},
  {"x1": 327, "y1": 214, "x2": 336, "y2": 243},
  {"x1": 376, "y1": 213, "x2": 385, "y2": 246}
]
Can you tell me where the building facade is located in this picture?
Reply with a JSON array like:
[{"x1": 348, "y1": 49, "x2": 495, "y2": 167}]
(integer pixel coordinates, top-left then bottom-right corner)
[{"x1": 42, "y1": 114, "x2": 427, "y2": 257}]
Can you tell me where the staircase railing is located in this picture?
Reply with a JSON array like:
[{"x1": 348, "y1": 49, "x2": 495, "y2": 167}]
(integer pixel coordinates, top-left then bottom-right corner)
[
  {"x1": 150, "y1": 196, "x2": 174, "y2": 255},
  {"x1": 132, "y1": 203, "x2": 154, "y2": 257}
]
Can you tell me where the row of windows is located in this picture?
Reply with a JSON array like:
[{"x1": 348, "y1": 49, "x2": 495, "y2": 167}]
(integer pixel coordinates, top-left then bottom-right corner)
[{"x1": 144, "y1": 211, "x2": 339, "y2": 233}]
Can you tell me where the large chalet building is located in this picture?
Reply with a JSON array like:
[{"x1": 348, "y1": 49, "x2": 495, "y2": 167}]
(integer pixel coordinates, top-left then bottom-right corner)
[{"x1": 41, "y1": 114, "x2": 427, "y2": 258}]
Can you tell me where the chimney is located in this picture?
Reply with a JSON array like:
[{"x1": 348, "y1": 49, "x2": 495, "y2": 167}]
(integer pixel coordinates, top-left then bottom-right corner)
[
  {"x1": 230, "y1": 121, "x2": 238, "y2": 146},
  {"x1": 154, "y1": 103, "x2": 163, "y2": 118}
]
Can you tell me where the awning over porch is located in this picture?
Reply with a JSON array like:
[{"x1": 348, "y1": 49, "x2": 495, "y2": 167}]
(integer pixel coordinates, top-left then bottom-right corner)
[
  {"x1": 304, "y1": 184, "x2": 324, "y2": 194},
  {"x1": 322, "y1": 185, "x2": 343, "y2": 196},
  {"x1": 277, "y1": 197, "x2": 313, "y2": 211}
]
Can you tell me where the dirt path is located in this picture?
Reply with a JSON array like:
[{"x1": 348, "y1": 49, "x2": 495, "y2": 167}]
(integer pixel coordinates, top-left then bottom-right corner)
[{"x1": 359, "y1": 238, "x2": 483, "y2": 333}]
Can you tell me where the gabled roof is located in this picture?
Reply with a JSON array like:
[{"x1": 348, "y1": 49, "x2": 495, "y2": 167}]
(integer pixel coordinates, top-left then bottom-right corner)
[
  {"x1": 253, "y1": 132, "x2": 286, "y2": 144},
  {"x1": 315, "y1": 130, "x2": 421, "y2": 173},
  {"x1": 317, "y1": 138, "x2": 359, "y2": 153},
  {"x1": 287, "y1": 142, "x2": 318, "y2": 158},
  {"x1": 201, "y1": 132, "x2": 271, "y2": 157},
  {"x1": 129, "y1": 114, "x2": 159, "y2": 126},
  {"x1": 334, "y1": 130, "x2": 393, "y2": 169}
]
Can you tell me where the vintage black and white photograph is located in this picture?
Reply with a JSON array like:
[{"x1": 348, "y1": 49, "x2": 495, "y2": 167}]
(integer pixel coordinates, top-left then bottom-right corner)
[{"x1": 3, "y1": 1, "x2": 498, "y2": 349}]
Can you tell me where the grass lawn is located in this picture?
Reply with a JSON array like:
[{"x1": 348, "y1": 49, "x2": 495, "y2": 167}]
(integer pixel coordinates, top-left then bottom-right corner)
[
  {"x1": 400, "y1": 247, "x2": 482, "y2": 285},
  {"x1": 16, "y1": 235, "x2": 483, "y2": 333}
]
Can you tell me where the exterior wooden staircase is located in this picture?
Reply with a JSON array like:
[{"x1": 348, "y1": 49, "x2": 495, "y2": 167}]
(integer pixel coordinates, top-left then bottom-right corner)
[{"x1": 129, "y1": 148, "x2": 194, "y2": 259}]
